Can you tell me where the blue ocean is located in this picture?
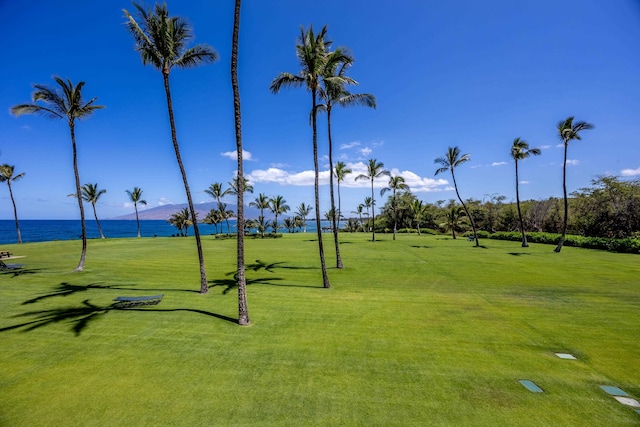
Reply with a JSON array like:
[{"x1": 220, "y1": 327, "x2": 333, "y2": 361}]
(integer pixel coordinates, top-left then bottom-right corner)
[{"x1": 0, "y1": 219, "x2": 328, "y2": 245}]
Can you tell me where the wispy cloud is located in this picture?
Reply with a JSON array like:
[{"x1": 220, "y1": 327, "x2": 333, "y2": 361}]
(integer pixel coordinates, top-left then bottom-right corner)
[
  {"x1": 157, "y1": 197, "x2": 173, "y2": 206},
  {"x1": 621, "y1": 166, "x2": 640, "y2": 177},
  {"x1": 539, "y1": 145, "x2": 551, "y2": 150},
  {"x1": 360, "y1": 147, "x2": 372, "y2": 156},
  {"x1": 566, "y1": 159, "x2": 580, "y2": 166},
  {"x1": 340, "y1": 141, "x2": 360, "y2": 150},
  {"x1": 519, "y1": 180, "x2": 530, "y2": 185},
  {"x1": 491, "y1": 161, "x2": 507, "y2": 167},
  {"x1": 221, "y1": 149, "x2": 253, "y2": 161},
  {"x1": 556, "y1": 143, "x2": 565, "y2": 148},
  {"x1": 270, "y1": 162, "x2": 289, "y2": 168}
]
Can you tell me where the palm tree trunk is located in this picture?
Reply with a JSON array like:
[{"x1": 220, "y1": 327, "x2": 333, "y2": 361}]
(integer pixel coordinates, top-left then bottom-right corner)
[
  {"x1": 312, "y1": 88, "x2": 330, "y2": 288},
  {"x1": 92, "y1": 203, "x2": 105, "y2": 239},
  {"x1": 392, "y1": 190, "x2": 397, "y2": 241},
  {"x1": 451, "y1": 171, "x2": 479, "y2": 247},
  {"x1": 327, "y1": 108, "x2": 343, "y2": 268},
  {"x1": 70, "y1": 121, "x2": 87, "y2": 271},
  {"x1": 134, "y1": 204, "x2": 141, "y2": 238},
  {"x1": 515, "y1": 160, "x2": 528, "y2": 247},
  {"x1": 7, "y1": 182, "x2": 22, "y2": 244},
  {"x1": 163, "y1": 71, "x2": 208, "y2": 294},
  {"x1": 554, "y1": 142, "x2": 569, "y2": 253},
  {"x1": 232, "y1": 0, "x2": 249, "y2": 325},
  {"x1": 371, "y1": 182, "x2": 376, "y2": 242}
]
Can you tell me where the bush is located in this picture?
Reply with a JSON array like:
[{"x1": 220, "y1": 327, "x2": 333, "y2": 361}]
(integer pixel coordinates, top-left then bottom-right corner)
[{"x1": 487, "y1": 231, "x2": 640, "y2": 254}]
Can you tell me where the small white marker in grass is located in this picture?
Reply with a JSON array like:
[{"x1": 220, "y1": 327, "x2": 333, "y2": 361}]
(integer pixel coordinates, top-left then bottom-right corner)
[
  {"x1": 554, "y1": 353, "x2": 577, "y2": 360},
  {"x1": 613, "y1": 396, "x2": 640, "y2": 408}
]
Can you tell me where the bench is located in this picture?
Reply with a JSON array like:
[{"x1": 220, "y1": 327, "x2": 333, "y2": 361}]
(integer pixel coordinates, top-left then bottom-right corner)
[
  {"x1": 113, "y1": 294, "x2": 164, "y2": 308},
  {"x1": 0, "y1": 260, "x2": 24, "y2": 271},
  {"x1": 0, "y1": 251, "x2": 12, "y2": 259}
]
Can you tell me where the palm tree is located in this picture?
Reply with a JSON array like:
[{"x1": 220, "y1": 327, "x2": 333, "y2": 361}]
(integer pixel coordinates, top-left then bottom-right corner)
[
  {"x1": 334, "y1": 161, "x2": 352, "y2": 232},
  {"x1": 434, "y1": 147, "x2": 479, "y2": 247},
  {"x1": 81, "y1": 183, "x2": 107, "y2": 239},
  {"x1": 380, "y1": 175, "x2": 409, "y2": 240},
  {"x1": 283, "y1": 217, "x2": 296, "y2": 233},
  {"x1": 168, "y1": 207, "x2": 192, "y2": 236},
  {"x1": 126, "y1": 187, "x2": 147, "y2": 237},
  {"x1": 410, "y1": 199, "x2": 427, "y2": 235},
  {"x1": 269, "y1": 195, "x2": 290, "y2": 234},
  {"x1": 295, "y1": 202, "x2": 313, "y2": 233},
  {"x1": 554, "y1": 117, "x2": 594, "y2": 252},
  {"x1": 203, "y1": 208, "x2": 223, "y2": 234},
  {"x1": 439, "y1": 204, "x2": 468, "y2": 239},
  {"x1": 205, "y1": 183, "x2": 231, "y2": 234},
  {"x1": 231, "y1": 0, "x2": 249, "y2": 325},
  {"x1": 363, "y1": 196, "x2": 373, "y2": 231},
  {"x1": 124, "y1": 3, "x2": 217, "y2": 293},
  {"x1": 228, "y1": 176, "x2": 253, "y2": 196},
  {"x1": 270, "y1": 25, "x2": 348, "y2": 288},
  {"x1": 249, "y1": 193, "x2": 270, "y2": 238},
  {"x1": 217, "y1": 203, "x2": 235, "y2": 234},
  {"x1": 355, "y1": 158, "x2": 390, "y2": 241},
  {"x1": 511, "y1": 138, "x2": 541, "y2": 247},
  {"x1": 320, "y1": 59, "x2": 376, "y2": 269},
  {"x1": 351, "y1": 204, "x2": 365, "y2": 232},
  {"x1": 11, "y1": 77, "x2": 104, "y2": 271},
  {"x1": 0, "y1": 164, "x2": 25, "y2": 244}
]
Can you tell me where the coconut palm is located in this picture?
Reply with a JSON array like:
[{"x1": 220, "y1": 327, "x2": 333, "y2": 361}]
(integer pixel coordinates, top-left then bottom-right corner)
[
  {"x1": 355, "y1": 158, "x2": 390, "y2": 241},
  {"x1": 11, "y1": 77, "x2": 104, "y2": 270},
  {"x1": 205, "y1": 183, "x2": 231, "y2": 234},
  {"x1": 249, "y1": 193, "x2": 270, "y2": 238},
  {"x1": 168, "y1": 207, "x2": 192, "y2": 236},
  {"x1": 334, "y1": 161, "x2": 352, "y2": 232},
  {"x1": 554, "y1": 117, "x2": 594, "y2": 252},
  {"x1": 231, "y1": 0, "x2": 249, "y2": 324},
  {"x1": 228, "y1": 176, "x2": 253, "y2": 196},
  {"x1": 410, "y1": 199, "x2": 427, "y2": 236},
  {"x1": 217, "y1": 203, "x2": 235, "y2": 234},
  {"x1": 203, "y1": 208, "x2": 223, "y2": 234},
  {"x1": 124, "y1": 3, "x2": 217, "y2": 293},
  {"x1": 269, "y1": 195, "x2": 290, "y2": 234},
  {"x1": 380, "y1": 175, "x2": 409, "y2": 240},
  {"x1": 351, "y1": 204, "x2": 365, "y2": 232},
  {"x1": 0, "y1": 164, "x2": 25, "y2": 244},
  {"x1": 270, "y1": 25, "x2": 348, "y2": 288},
  {"x1": 363, "y1": 196, "x2": 373, "y2": 230},
  {"x1": 295, "y1": 202, "x2": 313, "y2": 233},
  {"x1": 439, "y1": 204, "x2": 468, "y2": 239},
  {"x1": 511, "y1": 138, "x2": 541, "y2": 247},
  {"x1": 126, "y1": 187, "x2": 147, "y2": 237},
  {"x1": 81, "y1": 183, "x2": 107, "y2": 239},
  {"x1": 434, "y1": 147, "x2": 479, "y2": 247},
  {"x1": 319, "y1": 59, "x2": 376, "y2": 269}
]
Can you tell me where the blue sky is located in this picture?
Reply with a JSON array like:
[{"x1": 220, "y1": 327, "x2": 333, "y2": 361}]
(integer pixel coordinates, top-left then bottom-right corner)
[{"x1": 2, "y1": 0, "x2": 639, "y2": 220}]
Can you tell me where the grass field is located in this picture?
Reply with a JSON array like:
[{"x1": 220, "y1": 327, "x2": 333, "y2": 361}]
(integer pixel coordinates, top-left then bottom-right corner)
[{"x1": 1, "y1": 233, "x2": 639, "y2": 425}]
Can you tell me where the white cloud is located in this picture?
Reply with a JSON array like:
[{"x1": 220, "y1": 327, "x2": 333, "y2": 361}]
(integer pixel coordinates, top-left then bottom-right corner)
[
  {"x1": 519, "y1": 180, "x2": 530, "y2": 185},
  {"x1": 491, "y1": 161, "x2": 507, "y2": 167},
  {"x1": 470, "y1": 164, "x2": 482, "y2": 169},
  {"x1": 360, "y1": 147, "x2": 372, "y2": 156},
  {"x1": 221, "y1": 149, "x2": 252, "y2": 161},
  {"x1": 539, "y1": 145, "x2": 551, "y2": 150},
  {"x1": 556, "y1": 143, "x2": 565, "y2": 148},
  {"x1": 157, "y1": 197, "x2": 173, "y2": 206},
  {"x1": 247, "y1": 167, "x2": 330, "y2": 186},
  {"x1": 566, "y1": 159, "x2": 580, "y2": 166},
  {"x1": 340, "y1": 141, "x2": 360, "y2": 150},
  {"x1": 621, "y1": 167, "x2": 640, "y2": 177},
  {"x1": 372, "y1": 141, "x2": 385, "y2": 147},
  {"x1": 270, "y1": 162, "x2": 289, "y2": 168}
]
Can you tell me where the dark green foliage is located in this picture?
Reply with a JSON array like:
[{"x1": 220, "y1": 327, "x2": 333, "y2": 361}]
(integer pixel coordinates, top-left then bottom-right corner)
[{"x1": 488, "y1": 231, "x2": 640, "y2": 254}]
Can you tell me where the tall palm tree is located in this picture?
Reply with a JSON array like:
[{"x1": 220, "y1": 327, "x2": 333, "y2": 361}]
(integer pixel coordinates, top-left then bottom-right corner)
[
  {"x1": 231, "y1": 0, "x2": 249, "y2": 325},
  {"x1": 351, "y1": 204, "x2": 365, "y2": 232},
  {"x1": 11, "y1": 77, "x2": 104, "y2": 271},
  {"x1": 554, "y1": 116, "x2": 594, "y2": 252},
  {"x1": 271, "y1": 26, "x2": 350, "y2": 288},
  {"x1": 205, "y1": 183, "x2": 231, "y2": 234},
  {"x1": 228, "y1": 176, "x2": 253, "y2": 196},
  {"x1": 380, "y1": 175, "x2": 409, "y2": 240},
  {"x1": 217, "y1": 203, "x2": 235, "y2": 234},
  {"x1": 249, "y1": 193, "x2": 270, "y2": 238},
  {"x1": 319, "y1": 59, "x2": 377, "y2": 269},
  {"x1": 124, "y1": 3, "x2": 217, "y2": 293},
  {"x1": 363, "y1": 196, "x2": 373, "y2": 230},
  {"x1": 334, "y1": 161, "x2": 352, "y2": 233},
  {"x1": 203, "y1": 208, "x2": 222, "y2": 234},
  {"x1": 126, "y1": 187, "x2": 147, "y2": 238},
  {"x1": 434, "y1": 146, "x2": 479, "y2": 247},
  {"x1": 511, "y1": 138, "x2": 541, "y2": 247},
  {"x1": 410, "y1": 199, "x2": 427, "y2": 236},
  {"x1": 81, "y1": 183, "x2": 107, "y2": 239},
  {"x1": 355, "y1": 158, "x2": 390, "y2": 241},
  {"x1": 269, "y1": 195, "x2": 290, "y2": 233},
  {"x1": 295, "y1": 202, "x2": 313, "y2": 233},
  {"x1": 168, "y1": 207, "x2": 192, "y2": 236},
  {"x1": 439, "y1": 204, "x2": 468, "y2": 239},
  {"x1": 0, "y1": 164, "x2": 25, "y2": 244}
]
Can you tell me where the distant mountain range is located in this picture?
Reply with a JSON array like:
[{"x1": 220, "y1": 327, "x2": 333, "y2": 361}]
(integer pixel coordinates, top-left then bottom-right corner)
[{"x1": 110, "y1": 202, "x2": 265, "y2": 221}]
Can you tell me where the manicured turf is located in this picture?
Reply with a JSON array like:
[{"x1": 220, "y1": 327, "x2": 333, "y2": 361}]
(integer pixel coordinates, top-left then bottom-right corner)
[{"x1": 1, "y1": 233, "x2": 639, "y2": 425}]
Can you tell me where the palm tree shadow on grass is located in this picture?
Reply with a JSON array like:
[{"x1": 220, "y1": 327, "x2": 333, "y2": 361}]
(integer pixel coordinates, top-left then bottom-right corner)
[
  {"x1": 508, "y1": 252, "x2": 531, "y2": 256},
  {"x1": 1, "y1": 267, "x2": 42, "y2": 278},
  {"x1": 2, "y1": 299, "x2": 237, "y2": 336}
]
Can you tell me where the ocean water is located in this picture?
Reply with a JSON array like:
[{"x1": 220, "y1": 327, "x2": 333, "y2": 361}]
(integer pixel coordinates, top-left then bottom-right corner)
[{"x1": 0, "y1": 219, "x2": 329, "y2": 245}]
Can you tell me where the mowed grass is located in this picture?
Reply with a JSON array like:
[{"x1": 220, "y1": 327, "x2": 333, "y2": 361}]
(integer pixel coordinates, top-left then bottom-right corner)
[{"x1": 1, "y1": 233, "x2": 639, "y2": 426}]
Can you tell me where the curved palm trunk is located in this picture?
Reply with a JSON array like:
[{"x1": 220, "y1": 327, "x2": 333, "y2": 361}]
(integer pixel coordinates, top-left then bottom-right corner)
[
  {"x1": 7, "y1": 182, "x2": 22, "y2": 244},
  {"x1": 134, "y1": 203, "x2": 142, "y2": 237},
  {"x1": 515, "y1": 159, "x2": 528, "y2": 247},
  {"x1": 232, "y1": 0, "x2": 249, "y2": 325},
  {"x1": 451, "y1": 171, "x2": 479, "y2": 247},
  {"x1": 392, "y1": 189, "x2": 397, "y2": 241},
  {"x1": 312, "y1": 88, "x2": 330, "y2": 288},
  {"x1": 370, "y1": 182, "x2": 376, "y2": 242},
  {"x1": 92, "y1": 203, "x2": 105, "y2": 239},
  {"x1": 162, "y1": 71, "x2": 208, "y2": 294},
  {"x1": 554, "y1": 143, "x2": 569, "y2": 253},
  {"x1": 70, "y1": 122, "x2": 87, "y2": 271},
  {"x1": 326, "y1": 107, "x2": 343, "y2": 268}
]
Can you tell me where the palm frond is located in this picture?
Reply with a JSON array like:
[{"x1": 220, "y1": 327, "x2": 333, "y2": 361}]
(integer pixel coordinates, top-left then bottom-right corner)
[
  {"x1": 270, "y1": 72, "x2": 304, "y2": 93},
  {"x1": 174, "y1": 44, "x2": 218, "y2": 69}
]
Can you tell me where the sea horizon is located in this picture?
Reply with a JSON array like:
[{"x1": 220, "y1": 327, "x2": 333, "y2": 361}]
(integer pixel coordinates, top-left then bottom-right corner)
[{"x1": 0, "y1": 219, "x2": 332, "y2": 245}]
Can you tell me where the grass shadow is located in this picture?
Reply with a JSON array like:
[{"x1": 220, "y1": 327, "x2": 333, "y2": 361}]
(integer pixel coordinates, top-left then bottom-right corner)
[
  {"x1": 410, "y1": 245, "x2": 431, "y2": 249},
  {"x1": 0, "y1": 267, "x2": 42, "y2": 278},
  {"x1": 508, "y1": 252, "x2": 531, "y2": 256},
  {"x1": 246, "y1": 259, "x2": 316, "y2": 272}
]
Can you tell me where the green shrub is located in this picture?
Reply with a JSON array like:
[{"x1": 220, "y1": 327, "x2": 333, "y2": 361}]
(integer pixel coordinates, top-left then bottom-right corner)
[{"x1": 487, "y1": 231, "x2": 640, "y2": 254}]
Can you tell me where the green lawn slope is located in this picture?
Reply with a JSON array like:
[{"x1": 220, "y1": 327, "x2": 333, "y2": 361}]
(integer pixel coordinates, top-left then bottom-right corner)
[{"x1": 1, "y1": 233, "x2": 639, "y2": 425}]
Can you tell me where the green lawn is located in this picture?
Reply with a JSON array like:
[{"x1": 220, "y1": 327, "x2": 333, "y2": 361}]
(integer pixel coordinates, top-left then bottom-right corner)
[{"x1": 1, "y1": 233, "x2": 639, "y2": 425}]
